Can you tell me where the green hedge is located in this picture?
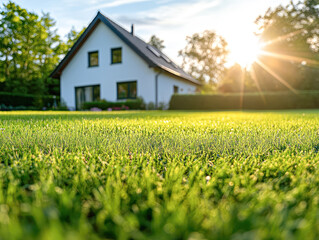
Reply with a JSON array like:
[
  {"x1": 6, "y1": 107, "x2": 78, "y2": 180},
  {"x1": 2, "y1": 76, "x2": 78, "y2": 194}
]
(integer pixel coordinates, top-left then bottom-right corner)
[
  {"x1": 169, "y1": 91, "x2": 319, "y2": 110},
  {"x1": 82, "y1": 98, "x2": 145, "y2": 110},
  {"x1": 0, "y1": 92, "x2": 59, "y2": 109}
]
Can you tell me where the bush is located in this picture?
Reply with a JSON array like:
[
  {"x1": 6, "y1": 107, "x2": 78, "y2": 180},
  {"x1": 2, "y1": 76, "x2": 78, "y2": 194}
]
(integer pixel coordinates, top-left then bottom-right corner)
[
  {"x1": 0, "y1": 92, "x2": 60, "y2": 109},
  {"x1": 0, "y1": 104, "x2": 39, "y2": 111},
  {"x1": 82, "y1": 97, "x2": 145, "y2": 110},
  {"x1": 82, "y1": 100, "x2": 110, "y2": 110},
  {"x1": 125, "y1": 98, "x2": 145, "y2": 110},
  {"x1": 146, "y1": 102, "x2": 155, "y2": 110},
  {"x1": 169, "y1": 91, "x2": 319, "y2": 110}
]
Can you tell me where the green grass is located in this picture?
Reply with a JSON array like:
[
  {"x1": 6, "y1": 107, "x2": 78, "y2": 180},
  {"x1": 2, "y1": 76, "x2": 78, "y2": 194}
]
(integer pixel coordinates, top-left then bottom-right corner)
[{"x1": 1, "y1": 110, "x2": 319, "y2": 240}]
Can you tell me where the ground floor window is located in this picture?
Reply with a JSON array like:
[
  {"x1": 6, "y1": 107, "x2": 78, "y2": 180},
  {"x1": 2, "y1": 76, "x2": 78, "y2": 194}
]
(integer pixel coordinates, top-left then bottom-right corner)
[
  {"x1": 117, "y1": 81, "x2": 137, "y2": 99},
  {"x1": 75, "y1": 85, "x2": 100, "y2": 110},
  {"x1": 174, "y1": 85, "x2": 179, "y2": 94}
]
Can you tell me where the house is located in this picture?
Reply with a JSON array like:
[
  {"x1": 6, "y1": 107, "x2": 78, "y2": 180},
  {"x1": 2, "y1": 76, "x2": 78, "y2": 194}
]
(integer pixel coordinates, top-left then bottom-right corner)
[{"x1": 50, "y1": 12, "x2": 201, "y2": 110}]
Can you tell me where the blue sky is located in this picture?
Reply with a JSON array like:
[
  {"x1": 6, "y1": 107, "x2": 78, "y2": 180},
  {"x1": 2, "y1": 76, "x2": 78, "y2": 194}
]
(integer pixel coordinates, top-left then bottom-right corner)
[{"x1": 7, "y1": 0, "x2": 290, "y2": 64}]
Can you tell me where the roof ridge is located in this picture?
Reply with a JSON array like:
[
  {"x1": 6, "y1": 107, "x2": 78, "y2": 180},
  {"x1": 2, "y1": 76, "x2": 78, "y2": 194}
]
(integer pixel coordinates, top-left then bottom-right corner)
[{"x1": 99, "y1": 12, "x2": 149, "y2": 47}]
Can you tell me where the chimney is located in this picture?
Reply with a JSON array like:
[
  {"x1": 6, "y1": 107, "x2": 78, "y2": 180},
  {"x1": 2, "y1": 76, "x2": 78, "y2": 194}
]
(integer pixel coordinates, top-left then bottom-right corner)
[{"x1": 131, "y1": 24, "x2": 134, "y2": 35}]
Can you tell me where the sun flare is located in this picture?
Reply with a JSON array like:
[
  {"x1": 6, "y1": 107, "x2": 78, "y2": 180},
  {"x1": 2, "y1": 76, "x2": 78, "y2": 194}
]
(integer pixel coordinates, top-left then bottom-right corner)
[{"x1": 229, "y1": 36, "x2": 262, "y2": 68}]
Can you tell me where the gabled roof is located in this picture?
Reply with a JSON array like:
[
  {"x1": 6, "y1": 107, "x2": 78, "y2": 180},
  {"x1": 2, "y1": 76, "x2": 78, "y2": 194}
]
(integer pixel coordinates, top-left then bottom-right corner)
[{"x1": 50, "y1": 12, "x2": 200, "y2": 85}]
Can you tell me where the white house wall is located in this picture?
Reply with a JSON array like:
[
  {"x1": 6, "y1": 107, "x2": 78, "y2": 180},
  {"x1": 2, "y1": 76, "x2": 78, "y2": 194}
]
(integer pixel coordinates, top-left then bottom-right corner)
[
  {"x1": 61, "y1": 22, "x2": 155, "y2": 109},
  {"x1": 157, "y1": 73, "x2": 197, "y2": 108}
]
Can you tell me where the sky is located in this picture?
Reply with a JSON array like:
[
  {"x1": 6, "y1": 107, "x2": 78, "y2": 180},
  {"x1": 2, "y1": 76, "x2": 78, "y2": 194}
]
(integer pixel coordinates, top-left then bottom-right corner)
[{"x1": 5, "y1": 0, "x2": 291, "y2": 64}]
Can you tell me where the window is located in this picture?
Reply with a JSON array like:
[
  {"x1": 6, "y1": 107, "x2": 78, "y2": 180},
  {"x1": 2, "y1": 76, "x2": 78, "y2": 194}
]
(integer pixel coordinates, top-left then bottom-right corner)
[
  {"x1": 88, "y1": 51, "x2": 99, "y2": 67},
  {"x1": 75, "y1": 85, "x2": 100, "y2": 110},
  {"x1": 111, "y1": 48, "x2": 122, "y2": 64},
  {"x1": 117, "y1": 81, "x2": 137, "y2": 99},
  {"x1": 174, "y1": 85, "x2": 179, "y2": 94}
]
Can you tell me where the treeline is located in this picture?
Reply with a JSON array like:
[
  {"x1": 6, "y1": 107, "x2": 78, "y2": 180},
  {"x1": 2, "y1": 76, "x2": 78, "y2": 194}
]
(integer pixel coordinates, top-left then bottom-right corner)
[{"x1": 0, "y1": 1, "x2": 84, "y2": 96}]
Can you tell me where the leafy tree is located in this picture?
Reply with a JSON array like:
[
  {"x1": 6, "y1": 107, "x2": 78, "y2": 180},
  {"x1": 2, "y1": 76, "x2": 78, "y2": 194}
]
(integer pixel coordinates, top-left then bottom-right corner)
[
  {"x1": 148, "y1": 35, "x2": 165, "y2": 51},
  {"x1": 254, "y1": 0, "x2": 319, "y2": 91},
  {"x1": 217, "y1": 64, "x2": 258, "y2": 93},
  {"x1": 0, "y1": 2, "x2": 61, "y2": 95},
  {"x1": 217, "y1": 64, "x2": 243, "y2": 93},
  {"x1": 65, "y1": 26, "x2": 86, "y2": 50},
  {"x1": 179, "y1": 30, "x2": 228, "y2": 90},
  {"x1": 0, "y1": 1, "x2": 84, "y2": 97}
]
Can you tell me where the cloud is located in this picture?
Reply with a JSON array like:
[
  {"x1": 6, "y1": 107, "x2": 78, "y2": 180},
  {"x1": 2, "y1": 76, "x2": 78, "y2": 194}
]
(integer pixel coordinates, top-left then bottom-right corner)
[
  {"x1": 114, "y1": 0, "x2": 221, "y2": 27},
  {"x1": 107, "y1": 0, "x2": 222, "y2": 63},
  {"x1": 116, "y1": 15, "x2": 159, "y2": 25},
  {"x1": 88, "y1": 0, "x2": 150, "y2": 10}
]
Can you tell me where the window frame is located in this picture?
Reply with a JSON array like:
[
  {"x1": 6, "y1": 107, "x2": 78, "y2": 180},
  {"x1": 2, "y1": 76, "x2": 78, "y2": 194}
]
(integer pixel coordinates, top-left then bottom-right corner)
[
  {"x1": 117, "y1": 81, "x2": 137, "y2": 100},
  {"x1": 75, "y1": 84, "x2": 100, "y2": 110},
  {"x1": 173, "y1": 85, "x2": 179, "y2": 94},
  {"x1": 88, "y1": 51, "x2": 99, "y2": 67},
  {"x1": 111, "y1": 47, "x2": 122, "y2": 64}
]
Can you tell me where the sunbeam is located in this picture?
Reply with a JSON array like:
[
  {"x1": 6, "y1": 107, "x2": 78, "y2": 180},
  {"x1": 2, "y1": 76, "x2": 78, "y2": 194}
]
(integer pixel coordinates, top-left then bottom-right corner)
[
  {"x1": 240, "y1": 67, "x2": 246, "y2": 109},
  {"x1": 261, "y1": 29, "x2": 304, "y2": 48},
  {"x1": 255, "y1": 59, "x2": 298, "y2": 94},
  {"x1": 259, "y1": 50, "x2": 319, "y2": 67},
  {"x1": 250, "y1": 65, "x2": 266, "y2": 103}
]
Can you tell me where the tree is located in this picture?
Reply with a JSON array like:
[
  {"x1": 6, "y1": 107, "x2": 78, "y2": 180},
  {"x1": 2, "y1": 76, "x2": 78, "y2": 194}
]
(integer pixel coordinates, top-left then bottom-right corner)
[
  {"x1": 254, "y1": 0, "x2": 319, "y2": 91},
  {"x1": 217, "y1": 64, "x2": 258, "y2": 93},
  {"x1": 217, "y1": 64, "x2": 243, "y2": 93},
  {"x1": 178, "y1": 30, "x2": 228, "y2": 89},
  {"x1": 65, "y1": 26, "x2": 86, "y2": 50},
  {"x1": 148, "y1": 35, "x2": 165, "y2": 51},
  {"x1": 0, "y1": 1, "x2": 84, "y2": 96},
  {"x1": 0, "y1": 1, "x2": 63, "y2": 95}
]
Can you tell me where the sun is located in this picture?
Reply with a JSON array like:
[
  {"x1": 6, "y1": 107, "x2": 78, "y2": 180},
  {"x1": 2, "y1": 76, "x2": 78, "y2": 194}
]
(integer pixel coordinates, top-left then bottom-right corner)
[{"x1": 228, "y1": 36, "x2": 262, "y2": 68}]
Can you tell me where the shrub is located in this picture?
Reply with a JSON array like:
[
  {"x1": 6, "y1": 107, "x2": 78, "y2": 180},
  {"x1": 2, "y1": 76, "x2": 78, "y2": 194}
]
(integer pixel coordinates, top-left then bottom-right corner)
[
  {"x1": 158, "y1": 102, "x2": 168, "y2": 110},
  {"x1": 0, "y1": 104, "x2": 39, "y2": 111},
  {"x1": 82, "y1": 100, "x2": 110, "y2": 110},
  {"x1": 0, "y1": 92, "x2": 60, "y2": 109},
  {"x1": 169, "y1": 91, "x2": 319, "y2": 110},
  {"x1": 82, "y1": 97, "x2": 145, "y2": 110},
  {"x1": 125, "y1": 97, "x2": 145, "y2": 110},
  {"x1": 146, "y1": 102, "x2": 155, "y2": 110}
]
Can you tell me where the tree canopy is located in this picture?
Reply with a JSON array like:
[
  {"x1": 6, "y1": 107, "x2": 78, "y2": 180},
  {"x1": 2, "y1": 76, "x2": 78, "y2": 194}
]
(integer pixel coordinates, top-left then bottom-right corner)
[
  {"x1": 253, "y1": 0, "x2": 319, "y2": 91},
  {"x1": 0, "y1": 1, "x2": 84, "y2": 96},
  {"x1": 148, "y1": 35, "x2": 165, "y2": 51},
  {"x1": 179, "y1": 30, "x2": 229, "y2": 90}
]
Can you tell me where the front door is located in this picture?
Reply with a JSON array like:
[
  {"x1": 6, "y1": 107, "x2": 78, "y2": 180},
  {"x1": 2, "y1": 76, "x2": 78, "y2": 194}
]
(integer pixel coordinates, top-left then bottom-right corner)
[{"x1": 75, "y1": 85, "x2": 100, "y2": 110}]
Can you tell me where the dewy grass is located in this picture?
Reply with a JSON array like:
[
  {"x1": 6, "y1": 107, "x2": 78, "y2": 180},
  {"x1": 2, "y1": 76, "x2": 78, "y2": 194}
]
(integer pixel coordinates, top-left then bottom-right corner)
[{"x1": 0, "y1": 110, "x2": 319, "y2": 239}]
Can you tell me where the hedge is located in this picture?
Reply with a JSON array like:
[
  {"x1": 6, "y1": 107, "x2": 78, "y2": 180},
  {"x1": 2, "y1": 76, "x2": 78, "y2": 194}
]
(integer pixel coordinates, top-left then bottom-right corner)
[
  {"x1": 169, "y1": 91, "x2": 319, "y2": 110},
  {"x1": 82, "y1": 98, "x2": 145, "y2": 110},
  {"x1": 0, "y1": 92, "x2": 59, "y2": 109}
]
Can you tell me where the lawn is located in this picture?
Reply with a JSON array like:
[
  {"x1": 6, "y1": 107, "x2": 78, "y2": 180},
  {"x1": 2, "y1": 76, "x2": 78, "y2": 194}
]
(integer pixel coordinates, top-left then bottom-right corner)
[{"x1": 0, "y1": 110, "x2": 319, "y2": 240}]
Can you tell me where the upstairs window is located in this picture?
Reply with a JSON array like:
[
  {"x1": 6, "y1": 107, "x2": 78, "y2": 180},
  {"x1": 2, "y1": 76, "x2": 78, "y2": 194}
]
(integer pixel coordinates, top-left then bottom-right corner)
[
  {"x1": 117, "y1": 81, "x2": 137, "y2": 99},
  {"x1": 111, "y1": 48, "x2": 122, "y2": 64},
  {"x1": 88, "y1": 51, "x2": 99, "y2": 67}
]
